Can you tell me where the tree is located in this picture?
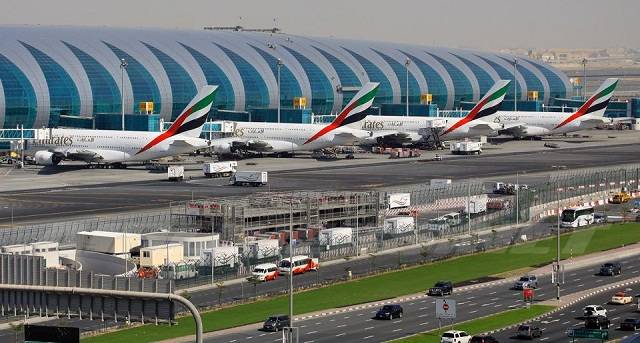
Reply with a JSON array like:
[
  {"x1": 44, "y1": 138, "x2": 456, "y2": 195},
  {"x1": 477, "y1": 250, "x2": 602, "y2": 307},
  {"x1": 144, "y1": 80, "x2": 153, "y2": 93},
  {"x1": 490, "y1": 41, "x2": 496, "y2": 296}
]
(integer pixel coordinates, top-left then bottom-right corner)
[
  {"x1": 419, "y1": 244, "x2": 431, "y2": 264},
  {"x1": 368, "y1": 253, "x2": 377, "y2": 274},
  {"x1": 215, "y1": 281, "x2": 226, "y2": 305}
]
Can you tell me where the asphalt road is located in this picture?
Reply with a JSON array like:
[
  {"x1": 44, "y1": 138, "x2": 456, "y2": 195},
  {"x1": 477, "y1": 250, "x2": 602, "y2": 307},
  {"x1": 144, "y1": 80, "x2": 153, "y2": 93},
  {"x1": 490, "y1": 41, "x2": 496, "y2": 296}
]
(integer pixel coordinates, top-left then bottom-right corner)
[
  {"x1": 200, "y1": 254, "x2": 640, "y2": 343},
  {"x1": 1, "y1": 143, "x2": 639, "y2": 225}
]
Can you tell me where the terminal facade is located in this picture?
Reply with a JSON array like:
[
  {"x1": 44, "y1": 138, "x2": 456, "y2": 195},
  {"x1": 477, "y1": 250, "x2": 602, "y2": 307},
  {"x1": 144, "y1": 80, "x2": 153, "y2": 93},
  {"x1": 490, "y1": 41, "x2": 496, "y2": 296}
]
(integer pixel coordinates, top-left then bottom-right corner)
[{"x1": 0, "y1": 26, "x2": 571, "y2": 129}]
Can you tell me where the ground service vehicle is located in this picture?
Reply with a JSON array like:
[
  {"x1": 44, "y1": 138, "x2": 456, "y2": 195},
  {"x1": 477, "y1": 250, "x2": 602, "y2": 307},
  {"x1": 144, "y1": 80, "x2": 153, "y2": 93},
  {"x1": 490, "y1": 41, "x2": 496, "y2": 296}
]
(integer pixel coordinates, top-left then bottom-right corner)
[
  {"x1": 230, "y1": 171, "x2": 268, "y2": 186},
  {"x1": 465, "y1": 194, "x2": 488, "y2": 214},
  {"x1": 611, "y1": 191, "x2": 632, "y2": 204},
  {"x1": 599, "y1": 262, "x2": 622, "y2": 276},
  {"x1": 450, "y1": 141, "x2": 482, "y2": 155},
  {"x1": 561, "y1": 206, "x2": 595, "y2": 228},
  {"x1": 620, "y1": 318, "x2": 640, "y2": 330},
  {"x1": 516, "y1": 324, "x2": 542, "y2": 339},
  {"x1": 375, "y1": 304, "x2": 403, "y2": 320},
  {"x1": 251, "y1": 263, "x2": 279, "y2": 281},
  {"x1": 469, "y1": 335, "x2": 499, "y2": 343},
  {"x1": 428, "y1": 280, "x2": 453, "y2": 296},
  {"x1": 278, "y1": 255, "x2": 319, "y2": 275},
  {"x1": 167, "y1": 165, "x2": 184, "y2": 181},
  {"x1": 262, "y1": 315, "x2": 290, "y2": 332},
  {"x1": 585, "y1": 315, "x2": 610, "y2": 329},
  {"x1": 584, "y1": 305, "x2": 607, "y2": 317},
  {"x1": 441, "y1": 330, "x2": 471, "y2": 343},
  {"x1": 513, "y1": 275, "x2": 538, "y2": 290},
  {"x1": 610, "y1": 292, "x2": 633, "y2": 304},
  {"x1": 203, "y1": 161, "x2": 237, "y2": 178}
]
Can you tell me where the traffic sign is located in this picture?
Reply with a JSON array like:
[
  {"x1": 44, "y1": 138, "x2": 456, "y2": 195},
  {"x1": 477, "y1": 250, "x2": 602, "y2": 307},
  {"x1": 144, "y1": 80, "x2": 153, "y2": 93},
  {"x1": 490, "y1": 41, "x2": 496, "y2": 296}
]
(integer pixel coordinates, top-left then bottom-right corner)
[
  {"x1": 567, "y1": 328, "x2": 608, "y2": 340},
  {"x1": 435, "y1": 299, "x2": 456, "y2": 319}
]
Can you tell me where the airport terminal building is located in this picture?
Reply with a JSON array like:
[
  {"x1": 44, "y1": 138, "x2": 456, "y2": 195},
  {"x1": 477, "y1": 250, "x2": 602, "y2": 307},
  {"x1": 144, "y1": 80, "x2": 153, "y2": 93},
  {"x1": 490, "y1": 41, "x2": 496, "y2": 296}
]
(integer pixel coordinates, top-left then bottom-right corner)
[{"x1": 0, "y1": 25, "x2": 571, "y2": 129}]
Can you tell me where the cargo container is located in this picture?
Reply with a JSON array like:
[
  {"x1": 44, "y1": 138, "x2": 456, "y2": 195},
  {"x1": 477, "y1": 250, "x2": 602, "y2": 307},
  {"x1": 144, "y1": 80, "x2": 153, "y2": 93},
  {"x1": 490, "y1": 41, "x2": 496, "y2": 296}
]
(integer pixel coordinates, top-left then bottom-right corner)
[
  {"x1": 76, "y1": 231, "x2": 141, "y2": 254},
  {"x1": 140, "y1": 243, "x2": 183, "y2": 267},
  {"x1": 203, "y1": 161, "x2": 237, "y2": 178},
  {"x1": 384, "y1": 216, "x2": 415, "y2": 235},
  {"x1": 319, "y1": 227, "x2": 353, "y2": 246},
  {"x1": 230, "y1": 171, "x2": 268, "y2": 186},
  {"x1": 450, "y1": 141, "x2": 482, "y2": 155},
  {"x1": 465, "y1": 194, "x2": 488, "y2": 214},
  {"x1": 430, "y1": 179, "x2": 452, "y2": 189},
  {"x1": 202, "y1": 245, "x2": 240, "y2": 267},
  {"x1": 246, "y1": 239, "x2": 280, "y2": 259},
  {"x1": 388, "y1": 193, "x2": 411, "y2": 209},
  {"x1": 167, "y1": 165, "x2": 184, "y2": 181}
]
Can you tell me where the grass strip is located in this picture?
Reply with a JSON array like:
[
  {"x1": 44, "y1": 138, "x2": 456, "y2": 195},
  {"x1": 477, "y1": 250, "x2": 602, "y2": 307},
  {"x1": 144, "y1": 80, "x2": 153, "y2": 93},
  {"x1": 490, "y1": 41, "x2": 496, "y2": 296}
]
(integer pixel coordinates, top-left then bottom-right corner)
[
  {"x1": 84, "y1": 223, "x2": 640, "y2": 342},
  {"x1": 392, "y1": 305, "x2": 555, "y2": 342}
]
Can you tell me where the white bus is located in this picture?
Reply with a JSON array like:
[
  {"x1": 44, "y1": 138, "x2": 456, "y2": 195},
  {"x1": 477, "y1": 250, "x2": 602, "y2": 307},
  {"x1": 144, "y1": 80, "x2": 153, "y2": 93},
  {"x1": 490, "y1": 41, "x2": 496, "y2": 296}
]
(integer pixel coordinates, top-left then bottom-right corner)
[
  {"x1": 561, "y1": 206, "x2": 595, "y2": 228},
  {"x1": 278, "y1": 255, "x2": 319, "y2": 275}
]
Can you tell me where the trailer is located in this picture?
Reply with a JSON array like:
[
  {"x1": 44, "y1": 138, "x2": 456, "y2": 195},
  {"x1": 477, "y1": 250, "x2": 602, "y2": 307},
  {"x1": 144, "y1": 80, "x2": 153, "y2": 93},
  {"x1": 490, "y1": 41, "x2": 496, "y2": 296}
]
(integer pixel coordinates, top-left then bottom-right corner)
[
  {"x1": 167, "y1": 165, "x2": 184, "y2": 181},
  {"x1": 203, "y1": 161, "x2": 237, "y2": 178},
  {"x1": 384, "y1": 216, "x2": 415, "y2": 235},
  {"x1": 318, "y1": 227, "x2": 353, "y2": 246},
  {"x1": 230, "y1": 171, "x2": 268, "y2": 186},
  {"x1": 387, "y1": 192, "x2": 411, "y2": 209},
  {"x1": 465, "y1": 194, "x2": 488, "y2": 214},
  {"x1": 450, "y1": 141, "x2": 482, "y2": 155}
]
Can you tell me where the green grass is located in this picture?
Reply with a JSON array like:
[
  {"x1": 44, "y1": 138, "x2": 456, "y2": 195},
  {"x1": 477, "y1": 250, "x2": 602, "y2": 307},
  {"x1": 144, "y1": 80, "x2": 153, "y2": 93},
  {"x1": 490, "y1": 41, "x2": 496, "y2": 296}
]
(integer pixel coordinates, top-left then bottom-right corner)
[
  {"x1": 84, "y1": 223, "x2": 640, "y2": 342},
  {"x1": 393, "y1": 305, "x2": 555, "y2": 343}
]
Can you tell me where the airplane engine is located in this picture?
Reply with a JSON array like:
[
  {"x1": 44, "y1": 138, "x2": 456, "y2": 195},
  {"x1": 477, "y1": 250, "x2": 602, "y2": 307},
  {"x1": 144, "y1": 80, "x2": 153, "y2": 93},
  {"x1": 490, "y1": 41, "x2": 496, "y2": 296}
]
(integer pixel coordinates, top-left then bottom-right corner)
[
  {"x1": 34, "y1": 151, "x2": 62, "y2": 166},
  {"x1": 519, "y1": 126, "x2": 549, "y2": 138}
]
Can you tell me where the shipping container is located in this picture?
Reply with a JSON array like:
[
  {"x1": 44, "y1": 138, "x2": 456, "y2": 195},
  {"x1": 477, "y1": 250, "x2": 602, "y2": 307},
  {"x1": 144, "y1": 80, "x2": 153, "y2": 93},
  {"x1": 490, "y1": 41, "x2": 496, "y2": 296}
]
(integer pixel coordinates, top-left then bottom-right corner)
[
  {"x1": 384, "y1": 216, "x2": 415, "y2": 235},
  {"x1": 202, "y1": 245, "x2": 240, "y2": 267},
  {"x1": 319, "y1": 227, "x2": 353, "y2": 246},
  {"x1": 465, "y1": 194, "x2": 488, "y2": 214},
  {"x1": 76, "y1": 231, "x2": 141, "y2": 254},
  {"x1": 388, "y1": 193, "x2": 411, "y2": 209},
  {"x1": 203, "y1": 161, "x2": 237, "y2": 178},
  {"x1": 247, "y1": 239, "x2": 280, "y2": 259},
  {"x1": 231, "y1": 171, "x2": 268, "y2": 186}
]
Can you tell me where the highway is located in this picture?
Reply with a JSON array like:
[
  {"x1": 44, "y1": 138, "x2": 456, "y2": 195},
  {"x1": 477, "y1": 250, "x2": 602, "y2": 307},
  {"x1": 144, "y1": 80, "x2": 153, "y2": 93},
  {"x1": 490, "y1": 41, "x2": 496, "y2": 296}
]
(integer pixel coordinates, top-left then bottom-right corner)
[
  {"x1": 1, "y1": 143, "x2": 639, "y2": 225},
  {"x1": 197, "y1": 251, "x2": 640, "y2": 342}
]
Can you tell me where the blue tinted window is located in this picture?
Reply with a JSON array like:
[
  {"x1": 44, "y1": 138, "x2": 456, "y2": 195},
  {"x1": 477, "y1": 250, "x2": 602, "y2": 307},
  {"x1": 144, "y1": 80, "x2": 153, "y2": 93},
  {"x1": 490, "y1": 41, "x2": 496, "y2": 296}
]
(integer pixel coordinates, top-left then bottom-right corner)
[
  {"x1": 451, "y1": 53, "x2": 494, "y2": 97},
  {"x1": 343, "y1": 48, "x2": 392, "y2": 104},
  {"x1": 104, "y1": 42, "x2": 161, "y2": 115},
  {"x1": 282, "y1": 47, "x2": 334, "y2": 114},
  {"x1": 426, "y1": 52, "x2": 473, "y2": 103},
  {"x1": 250, "y1": 46, "x2": 302, "y2": 109},
  {"x1": 63, "y1": 41, "x2": 120, "y2": 115},
  {"x1": 143, "y1": 43, "x2": 196, "y2": 119},
  {"x1": 215, "y1": 44, "x2": 269, "y2": 110},
  {"x1": 525, "y1": 59, "x2": 568, "y2": 99},
  {"x1": 499, "y1": 57, "x2": 544, "y2": 101},
  {"x1": 373, "y1": 50, "x2": 420, "y2": 105},
  {"x1": 180, "y1": 43, "x2": 235, "y2": 110},
  {"x1": 0, "y1": 54, "x2": 37, "y2": 128},
  {"x1": 20, "y1": 42, "x2": 80, "y2": 124},
  {"x1": 475, "y1": 55, "x2": 521, "y2": 100},
  {"x1": 312, "y1": 47, "x2": 361, "y2": 106},
  {"x1": 401, "y1": 51, "x2": 448, "y2": 108}
]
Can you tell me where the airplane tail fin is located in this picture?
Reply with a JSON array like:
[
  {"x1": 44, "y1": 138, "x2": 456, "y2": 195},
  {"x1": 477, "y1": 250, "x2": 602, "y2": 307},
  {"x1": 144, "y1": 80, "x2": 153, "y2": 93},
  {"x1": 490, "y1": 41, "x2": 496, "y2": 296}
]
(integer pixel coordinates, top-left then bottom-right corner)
[
  {"x1": 137, "y1": 85, "x2": 217, "y2": 154},
  {"x1": 441, "y1": 80, "x2": 510, "y2": 135},
  {"x1": 304, "y1": 82, "x2": 379, "y2": 144},
  {"x1": 576, "y1": 78, "x2": 618, "y2": 118}
]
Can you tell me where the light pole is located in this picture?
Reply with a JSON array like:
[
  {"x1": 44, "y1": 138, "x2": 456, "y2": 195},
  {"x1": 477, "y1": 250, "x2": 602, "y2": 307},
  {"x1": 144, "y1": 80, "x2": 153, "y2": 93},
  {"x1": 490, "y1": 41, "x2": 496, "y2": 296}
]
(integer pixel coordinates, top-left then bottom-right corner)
[
  {"x1": 513, "y1": 57, "x2": 518, "y2": 112},
  {"x1": 516, "y1": 171, "x2": 519, "y2": 227},
  {"x1": 277, "y1": 58, "x2": 283, "y2": 123},
  {"x1": 288, "y1": 196, "x2": 294, "y2": 342},
  {"x1": 552, "y1": 165, "x2": 566, "y2": 301},
  {"x1": 582, "y1": 58, "x2": 587, "y2": 100},
  {"x1": 120, "y1": 58, "x2": 128, "y2": 131},
  {"x1": 405, "y1": 58, "x2": 410, "y2": 116}
]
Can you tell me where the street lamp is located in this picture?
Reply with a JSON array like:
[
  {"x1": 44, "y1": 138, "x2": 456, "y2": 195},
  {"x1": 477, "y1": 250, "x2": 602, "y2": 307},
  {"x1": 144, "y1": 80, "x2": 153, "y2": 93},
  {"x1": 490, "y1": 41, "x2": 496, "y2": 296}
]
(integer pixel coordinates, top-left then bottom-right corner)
[
  {"x1": 513, "y1": 57, "x2": 518, "y2": 112},
  {"x1": 581, "y1": 58, "x2": 588, "y2": 99},
  {"x1": 405, "y1": 58, "x2": 411, "y2": 117},
  {"x1": 277, "y1": 58, "x2": 283, "y2": 123},
  {"x1": 120, "y1": 58, "x2": 128, "y2": 131},
  {"x1": 551, "y1": 165, "x2": 567, "y2": 301}
]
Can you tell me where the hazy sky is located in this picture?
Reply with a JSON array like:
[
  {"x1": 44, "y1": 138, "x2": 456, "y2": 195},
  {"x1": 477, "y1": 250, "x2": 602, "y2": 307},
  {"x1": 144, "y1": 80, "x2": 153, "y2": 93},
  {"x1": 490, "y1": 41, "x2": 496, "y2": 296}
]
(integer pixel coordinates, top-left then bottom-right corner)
[{"x1": 2, "y1": 0, "x2": 638, "y2": 50}]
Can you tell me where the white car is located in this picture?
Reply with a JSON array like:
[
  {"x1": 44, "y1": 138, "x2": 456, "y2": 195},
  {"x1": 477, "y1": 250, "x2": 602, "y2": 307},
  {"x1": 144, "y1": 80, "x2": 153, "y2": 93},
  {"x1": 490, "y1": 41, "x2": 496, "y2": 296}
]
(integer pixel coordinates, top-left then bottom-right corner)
[
  {"x1": 251, "y1": 263, "x2": 279, "y2": 282},
  {"x1": 584, "y1": 305, "x2": 607, "y2": 317},
  {"x1": 441, "y1": 330, "x2": 471, "y2": 343},
  {"x1": 610, "y1": 292, "x2": 634, "y2": 305}
]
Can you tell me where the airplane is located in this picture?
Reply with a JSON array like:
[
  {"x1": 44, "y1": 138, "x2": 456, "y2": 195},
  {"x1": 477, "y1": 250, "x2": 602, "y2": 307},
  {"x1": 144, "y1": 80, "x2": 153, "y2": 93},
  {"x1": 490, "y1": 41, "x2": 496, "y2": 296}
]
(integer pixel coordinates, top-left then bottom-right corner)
[
  {"x1": 348, "y1": 80, "x2": 511, "y2": 145},
  {"x1": 29, "y1": 85, "x2": 218, "y2": 167},
  {"x1": 209, "y1": 82, "x2": 380, "y2": 157},
  {"x1": 485, "y1": 78, "x2": 619, "y2": 138}
]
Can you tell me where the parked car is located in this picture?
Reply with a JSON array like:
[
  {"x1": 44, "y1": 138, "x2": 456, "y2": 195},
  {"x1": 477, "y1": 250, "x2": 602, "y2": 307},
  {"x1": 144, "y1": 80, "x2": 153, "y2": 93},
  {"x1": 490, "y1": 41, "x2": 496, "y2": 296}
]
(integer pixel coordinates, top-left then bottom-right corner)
[
  {"x1": 433, "y1": 154, "x2": 442, "y2": 161},
  {"x1": 374, "y1": 304, "x2": 403, "y2": 320},
  {"x1": 585, "y1": 315, "x2": 610, "y2": 329},
  {"x1": 513, "y1": 275, "x2": 538, "y2": 290},
  {"x1": 593, "y1": 212, "x2": 607, "y2": 224},
  {"x1": 610, "y1": 291, "x2": 634, "y2": 304},
  {"x1": 599, "y1": 262, "x2": 622, "y2": 276},
  {"x1": 261, "y1": 314, "x2": 290, "y2": 332},
  {"x1": 441, "y1": 330, "x2": 471, "y2": 343},
  {"x1": 469, "y1": 334, "x2": 499, "y2": 343},
  {"x1": 516, "y1": 324, "x2": 542, "y2": 339},
  {"x1": 428, "y1": 281, "x2": 454, "y2": 296},
  {"x1": 0, "y1": 156, "x2": 14, "y2": 164},
  {"x1": 620, "y1": 318, "x2": 640, "y2": 331},
  {"x1": 583, "y1": 305, "x2": 607, "y2": 317}
]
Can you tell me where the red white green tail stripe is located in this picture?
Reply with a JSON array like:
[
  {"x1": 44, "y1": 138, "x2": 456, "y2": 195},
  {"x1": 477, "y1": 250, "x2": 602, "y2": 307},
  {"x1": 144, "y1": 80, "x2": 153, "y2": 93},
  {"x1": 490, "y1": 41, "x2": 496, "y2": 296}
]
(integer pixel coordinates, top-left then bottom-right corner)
[
  {"x1": 442, "y1": 80, "x2": 511, "y2": 136},
  {"x1": 554, "y1": 78, "x2": 618, "y2": 129},
  {"x1": 304, "y1": 82, "x2": 380, "y2": 144}
]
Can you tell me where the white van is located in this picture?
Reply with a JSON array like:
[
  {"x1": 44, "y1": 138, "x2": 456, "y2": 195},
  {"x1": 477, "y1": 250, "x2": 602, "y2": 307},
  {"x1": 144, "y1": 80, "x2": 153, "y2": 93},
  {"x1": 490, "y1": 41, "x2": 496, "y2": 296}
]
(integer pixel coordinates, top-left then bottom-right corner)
[{"x1": 251, "y1": 263, "x2": 279, "y2": 281}]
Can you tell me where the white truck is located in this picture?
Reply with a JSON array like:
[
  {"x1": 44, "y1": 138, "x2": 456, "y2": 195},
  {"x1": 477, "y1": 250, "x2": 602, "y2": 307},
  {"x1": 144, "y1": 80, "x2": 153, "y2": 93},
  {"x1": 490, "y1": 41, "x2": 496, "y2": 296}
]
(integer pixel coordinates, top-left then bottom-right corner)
[
  {"x1": 450, "y1": 141, "x2": 482, "y2": 155},
  {"x1": 167, "y1": 165, "x2": 184, "y2": 181},
  {"x1": 230, "y1": 171, "x2": 268, "y2": 186},
  {"x1": 465, "y1": 194, "x2": 488, "y2": 214},
  {"x1": 430, "y1": 179, "x2": 452, "y2": 189},
  {"x1": 203, "y1": 161, "x2": 237, "y2": 178},
  {"x1": 384, "y1": 216, "x2": 415, "y2": 235},
  {"x1": 387, "y1": 193, "x2": 411, "y2": 209},
  {"x1": 319, "y1": 227, "x2": 353, "y2": 246}
]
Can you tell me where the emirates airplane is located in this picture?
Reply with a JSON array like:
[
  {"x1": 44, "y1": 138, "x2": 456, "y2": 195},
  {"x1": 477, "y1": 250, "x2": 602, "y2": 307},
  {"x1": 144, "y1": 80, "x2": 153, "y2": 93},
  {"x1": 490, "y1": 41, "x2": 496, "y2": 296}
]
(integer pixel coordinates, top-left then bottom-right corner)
[
  {"x1": 210, "y1": 82, "x2": 380, "y2": 156},
  {"x1": 486, "y1": 78, "x2": 619, "y2": 138},
  {"x1": 29, "y1": 86, "x2": 218, "y2": 167}
]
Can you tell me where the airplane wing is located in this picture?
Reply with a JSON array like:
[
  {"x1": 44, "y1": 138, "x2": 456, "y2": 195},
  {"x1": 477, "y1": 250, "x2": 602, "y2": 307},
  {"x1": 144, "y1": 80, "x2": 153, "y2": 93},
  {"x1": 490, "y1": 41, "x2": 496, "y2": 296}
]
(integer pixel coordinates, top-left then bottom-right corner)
[{"x1": 498, "y1": 123, "x2": 549, "y2": 138}]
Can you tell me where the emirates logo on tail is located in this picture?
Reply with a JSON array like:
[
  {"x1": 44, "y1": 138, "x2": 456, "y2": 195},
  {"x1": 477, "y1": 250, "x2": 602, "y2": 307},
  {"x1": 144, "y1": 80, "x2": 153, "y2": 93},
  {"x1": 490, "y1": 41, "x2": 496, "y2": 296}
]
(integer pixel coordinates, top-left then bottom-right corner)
[{"x1": 554, "y1": 78, "x2": 618, "y2": 129}]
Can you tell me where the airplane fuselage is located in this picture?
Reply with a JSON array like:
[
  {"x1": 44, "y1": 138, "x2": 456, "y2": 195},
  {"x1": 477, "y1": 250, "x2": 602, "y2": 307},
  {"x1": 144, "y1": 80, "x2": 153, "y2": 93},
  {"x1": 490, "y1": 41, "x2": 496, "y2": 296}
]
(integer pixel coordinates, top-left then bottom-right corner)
[{"x1": 485, "y1": 111, "x2": 602, "y2": 137}]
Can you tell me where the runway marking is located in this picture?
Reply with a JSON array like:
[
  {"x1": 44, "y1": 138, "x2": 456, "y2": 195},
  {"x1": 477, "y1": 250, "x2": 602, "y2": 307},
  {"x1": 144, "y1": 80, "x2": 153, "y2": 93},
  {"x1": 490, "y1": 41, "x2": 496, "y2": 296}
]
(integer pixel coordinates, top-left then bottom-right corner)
[
  {"x1": 364, "y1": 327, "x2": 374, "y2": 331},
  {"x1": 335, "y1": 333, "x2": 346, "y2": 337},
  {"x1": 392, "y1": 329, "x2": 402, "y2": 332},
  {"x1": 419, "y1": 307, "x2": 428, "y2": 310},
  {"x1": 490, "y1": 297, "x2": 500, "y2": 301},
  {"x1": 418, "y1": 314, "x2": 429, "y2": 318},
  {"x1": 336, "y1": 324, "x2": 346, "y2": 328},
  {"x1": 306, "y1": 331, "x2": 318, "y2": 335},
  {"x1": 363, "y1": 335, "x2": 374, "y2": 339},
  {"x1": 419, "y1": 322, "x2": 430, "y2": 326}
]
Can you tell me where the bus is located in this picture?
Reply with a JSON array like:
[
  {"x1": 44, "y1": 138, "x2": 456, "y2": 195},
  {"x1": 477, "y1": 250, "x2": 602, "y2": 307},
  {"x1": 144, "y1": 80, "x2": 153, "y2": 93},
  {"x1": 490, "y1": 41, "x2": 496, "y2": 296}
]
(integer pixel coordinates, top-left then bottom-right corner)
[
  {"x1": 278, "y1": 255, "x2": 319, "y2": 275},
  {"x1": 561, "y1": 206, "x2": 595, "y2": 228}
]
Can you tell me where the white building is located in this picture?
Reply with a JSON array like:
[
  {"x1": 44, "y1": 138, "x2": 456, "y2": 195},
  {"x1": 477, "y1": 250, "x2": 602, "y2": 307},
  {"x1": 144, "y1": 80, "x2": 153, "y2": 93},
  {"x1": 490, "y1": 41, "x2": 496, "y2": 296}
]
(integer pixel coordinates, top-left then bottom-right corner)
[{"x1": 141, "y1": 232, "x2": 219, "y2": 261}]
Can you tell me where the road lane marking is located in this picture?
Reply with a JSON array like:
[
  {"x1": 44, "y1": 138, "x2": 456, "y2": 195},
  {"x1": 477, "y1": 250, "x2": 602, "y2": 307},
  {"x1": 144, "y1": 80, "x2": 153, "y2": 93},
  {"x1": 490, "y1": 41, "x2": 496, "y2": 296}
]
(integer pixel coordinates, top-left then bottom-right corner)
[
  {"x1": 335, "y1": 333, "x2": 346, "y2": 337},
  {"x1": 392, "y1": 329, "x2": 402, "y2": 332},
  {"x1": 337, "y1": 324, "x2": 347, "y2": 328},
  {"x1": 469, "y1": 310, "x2": 478, "y2": 314},
  {"x1": 481, "y1": 302, "x2": 496, "y2": 307},
  {"x1": 363, "y1": 335, "x2": 374, "y2": 339},
  {"x1": 307, "y1": 331, "x2": 318, "y2": 335},
  {"x1": 364, "y1": 327, "x2": 374, "y2": 331}
]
